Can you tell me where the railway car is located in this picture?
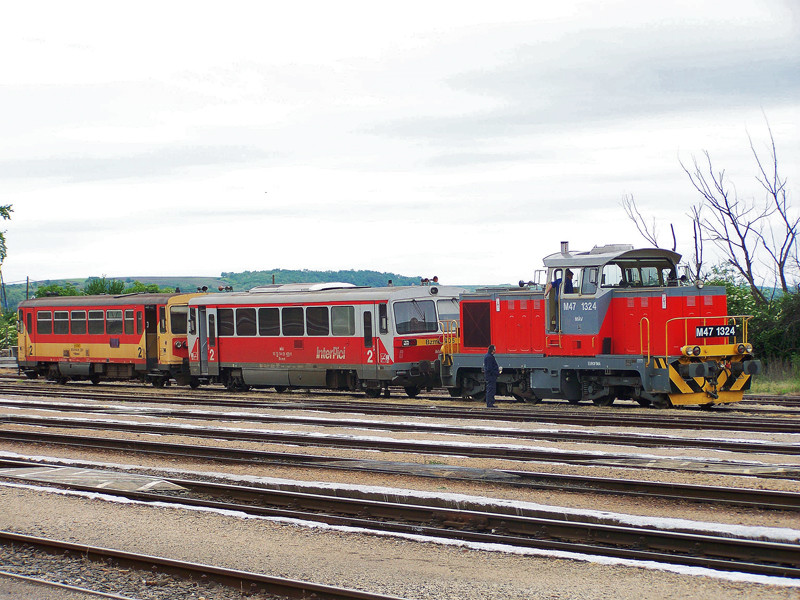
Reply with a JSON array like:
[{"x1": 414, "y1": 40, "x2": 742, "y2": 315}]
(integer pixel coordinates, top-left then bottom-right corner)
[
  {"x1": 185, "y1": 282, "x2": 463, "y2": 396},
  {"x1": 440, "y1": 243, "x2": 763, "y2": 408},
  {"x1": 17, "y1": 293, "x2": 199, "y2": 386}
]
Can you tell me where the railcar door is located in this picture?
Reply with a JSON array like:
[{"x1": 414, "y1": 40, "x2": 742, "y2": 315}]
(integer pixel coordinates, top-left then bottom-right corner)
[
  {"x1": 145, "y1": 305, "x2": 158, "y2": 369},
  {"x1": 196, "y1": 307, "x2": 219, "y2": 377},
  {"x1": 361, "y1": 306, "x2": 378, "y2": 381}
]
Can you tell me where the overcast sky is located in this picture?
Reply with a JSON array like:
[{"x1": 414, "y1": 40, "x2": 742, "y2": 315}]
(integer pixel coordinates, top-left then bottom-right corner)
[{"x1": 2, "y1": 1, "x2": 798, "y2": 287}]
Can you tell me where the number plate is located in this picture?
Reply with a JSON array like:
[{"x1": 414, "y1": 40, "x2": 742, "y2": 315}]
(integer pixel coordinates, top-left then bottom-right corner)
[{"x1": 695, "y1": 325, "x2": 736, "y2": 338}]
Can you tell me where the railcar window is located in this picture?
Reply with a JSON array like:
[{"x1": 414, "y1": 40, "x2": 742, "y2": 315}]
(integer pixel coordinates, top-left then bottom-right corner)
[
  {"x1": 37, "y1": 311, "x2": 52, "y2": 335},
  {"x1": 71, "y1": 311, "x2": 87, "y2": 335},
  {"x1": 170, "y1": 306, "x2": 189, "y2": 335},
  {"x1": 331, "y1": 306, "x2": 355, "y2": 336},
  {"x1": 208, "y1": 314, "x2": 216, "y2": 346},
  {"x1": 17, "y1": 310, "x2": 22, "y2": 334},
  {"x1": 188, "y1": 308, "x2": 197, "y2": 335},
  {"x1": 124, "y1": 310, "x2": 134, "y2": 335},
  {"x1": 306, "y1": 306, "x2": 329, "y2": 336},
  {"x1": 159, "y1": 307, "x2": 167, "y2": 334},
  {"x1": 462, "y1": 302, "x2": 491, "y2": 348},
  {"x1": 136, "y1": 312, "x2": 143, "y2": 335},
  {"x1": 88, "y1": 310, "x2": 104, "y2": 334},
  {"x1": 107, "y1": 310, "x2": 123, "y2": 334},
  {"x1": 394, "y1": 299, "x2": 437, "y2": 334},
  {"x1": 236, "y1": 308, "x2": 256, "y2": 336},
  {"x1": 363, "y1": 311, "x2": 373, "y2": 348},
  {"x1": 437, "y1": 298, "x2": 459, "y2": 322},
  {"x1": 282, "y1": 307, "x2": 304, "y2": 336},
  {"x1": 258, "y1": 307, "x2": 280, "y2": 336},
  {"x1": 27, "y1": 312, "x2": 32, "y2": 335},
  {"x1": 217, "y1": 309, "x2": 235, "y2": 336},
  {"x1": 54, "y1": 311, "x2": 69, "y2": 335}
]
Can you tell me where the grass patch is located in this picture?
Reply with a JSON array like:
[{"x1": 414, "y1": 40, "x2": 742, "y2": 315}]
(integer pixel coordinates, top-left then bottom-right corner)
[{"x1": 750, "y1": 356, "x2": 800, "y2": 395}]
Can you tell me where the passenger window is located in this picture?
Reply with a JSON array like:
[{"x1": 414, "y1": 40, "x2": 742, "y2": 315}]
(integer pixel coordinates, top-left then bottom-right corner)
[
  {"x1": 124, "y1": 310, "x2": 134, "y2": 334},
  {"x1": 236, "y1": 308, "x2": 256, "y2": 336},
  {"x1": 170, "y1": 306, "x2": 188, "y2": 334},
  {"x1": 54, "y1": 311, "x2": 69, "y2": 334},
  {"x1": 306, "y1": 306, "x2": 329, "y2": 336},
  {"x1": 258, "y1": 308, "x2": 280, "y2": 336},
  {"x1": 217, "y1": 308, "x2": 235, "y2": 336},
  {"x1": 88, "y1": 310, "x2": 104, "y2": 334},
  {"x1": 71, "y1": 311, "x2": 87, "y2": 335},
  {"x1": 282, "y1": 307, "x2": 304, "y2": 336},
  {"x1": 331, "y1": 306, "x2": 355, "y2": 336},
  {"x1": 37, "y1": 311, "x2": 52, "y2": 335},
  {"x1": 107, "y1": 310, "x2": 123, "y2": 334},
  {"x1": 136, "y1": 311, "x2": 143, "y2": 335}
]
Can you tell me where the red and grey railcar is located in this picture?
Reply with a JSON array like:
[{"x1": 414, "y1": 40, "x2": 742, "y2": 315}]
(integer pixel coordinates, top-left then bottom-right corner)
[
  {"x1": 440, "y1": 244, "x2": 762, "y2": 407},
  {"x1": 186, "y1": 282, "x2": 463, "y2": 396},
  {"x1": 17, "y1": 293, "x2": 199, "y2": 386}
]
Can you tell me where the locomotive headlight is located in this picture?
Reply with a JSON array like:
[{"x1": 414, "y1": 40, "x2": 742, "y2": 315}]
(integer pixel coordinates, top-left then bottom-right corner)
[
  {"x1": 692, "y1": 346, "x2": 702, "y2": 356},
  {"x1": 737, "y1": 344, "x2": 746, "y2": 354},
  {"x1": 745, "y1": 344, "x2": 753, "y2": 354}
]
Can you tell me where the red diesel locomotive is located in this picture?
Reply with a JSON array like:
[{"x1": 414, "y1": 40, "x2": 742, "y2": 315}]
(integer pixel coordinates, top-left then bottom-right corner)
[
  {"x1": 185, "y1": 282, "x2": 463, "y2": 397},
  {"x1": 439, "y1": 244, "x2": 762, "y2": 407}
]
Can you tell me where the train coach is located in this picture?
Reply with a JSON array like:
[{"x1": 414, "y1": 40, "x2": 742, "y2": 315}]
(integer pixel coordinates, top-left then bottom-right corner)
[
  {"x1": 17, "y1": 293, "x2": 199, "y2": 386},
  {"x1": 439, "y1": 243, "x2": 763, "y2": 408},
  {"x1": 185, "y1": 282, "x2": 464, "y2": 397}
]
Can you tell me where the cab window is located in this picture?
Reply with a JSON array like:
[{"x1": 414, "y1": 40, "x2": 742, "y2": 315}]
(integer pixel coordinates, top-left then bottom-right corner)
[
  {"x1": 394, "y1": 299, "x2": 437, "y2": 334},
  {"x1": 170, "y1": 306, "x2": 188, "y2": 334},
  {"x1": 581, "y1": 268, "x2": 598, "y2": 295}
]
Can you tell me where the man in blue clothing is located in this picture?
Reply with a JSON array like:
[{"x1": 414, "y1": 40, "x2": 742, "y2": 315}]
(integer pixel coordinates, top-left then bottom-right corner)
[
  {"x1": 483, "y1": 344, "x2": 501, "y2": 408},
  {"x1": 545, "y1": 268, "x2": 574, "y2": 297}
]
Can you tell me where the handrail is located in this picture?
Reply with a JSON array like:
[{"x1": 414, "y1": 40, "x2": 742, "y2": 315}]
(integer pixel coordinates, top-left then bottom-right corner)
[
  {"x1": 664, "y1": 315, "x2": 753, "y2": 358},
  {"x1": 639, "y1": 317, "x2": 651, "y2": 366}
]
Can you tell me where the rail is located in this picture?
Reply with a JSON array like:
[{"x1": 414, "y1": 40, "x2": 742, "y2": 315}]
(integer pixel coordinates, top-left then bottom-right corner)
[{"x1": 664, "y1": 314, "x2": 753, "y2": 359}]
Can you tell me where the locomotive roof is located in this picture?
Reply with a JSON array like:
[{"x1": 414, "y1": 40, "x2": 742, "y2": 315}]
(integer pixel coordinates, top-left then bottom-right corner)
[
  {"x1": 189, "y1": 284, "x2": 464, "y2": 306},
  {"x1": 19, "y1": 293, "x2": 193, "y2": 308},
  {"x1": 542, "y1": 245, "x2": 681, "y2": 269}
]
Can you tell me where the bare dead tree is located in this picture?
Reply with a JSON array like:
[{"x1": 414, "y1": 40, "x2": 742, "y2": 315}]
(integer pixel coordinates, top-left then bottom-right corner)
[
  {"x1": 680, "y1": 152, "x2": 772, "y2": 305},
  {"x1": 621, "y1": 194, "x2": 660, "y2": 247},
  {"x1": 749, "y1": 121, "x2": 798, "y2": 293},
  {"x1": 689, "y1": 204, "x2": 704, "y2": 280}
]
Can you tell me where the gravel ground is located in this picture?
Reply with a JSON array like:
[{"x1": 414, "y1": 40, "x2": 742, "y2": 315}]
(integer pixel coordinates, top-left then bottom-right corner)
[{"x1": 1, "y1": 389, "x2": 798, "y2": 598}]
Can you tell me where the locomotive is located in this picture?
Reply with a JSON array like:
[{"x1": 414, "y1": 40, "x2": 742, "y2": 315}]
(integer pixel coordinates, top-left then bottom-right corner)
[{"x1": 439, "y1": 243, "x2": 762, "y2": 407}]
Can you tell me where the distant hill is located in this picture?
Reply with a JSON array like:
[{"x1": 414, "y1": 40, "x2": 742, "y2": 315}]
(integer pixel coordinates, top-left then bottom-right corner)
[{"x1": 2, "y1": 268, "x2": 431, "y2": 310}]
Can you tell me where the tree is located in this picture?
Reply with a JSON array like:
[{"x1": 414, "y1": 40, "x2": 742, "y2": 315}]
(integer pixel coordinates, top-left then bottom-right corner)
[
  {"x1": 680, "y1": 118, "x2": 796, "y2": 304},
  {"x1": 84, "y1": 277, "x2": 125, "y2": 295},
  {"x1": 0, "y1": 205, "x2": 12, "y2": 265},
  {"x1": 35, "y1": 283, "x2": 82, "y2": 297}
]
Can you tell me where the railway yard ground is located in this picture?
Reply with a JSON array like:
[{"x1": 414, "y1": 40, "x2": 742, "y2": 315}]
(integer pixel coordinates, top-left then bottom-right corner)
[{"x1": 0, "y1": 367, "x2": 798, "y2": 599}]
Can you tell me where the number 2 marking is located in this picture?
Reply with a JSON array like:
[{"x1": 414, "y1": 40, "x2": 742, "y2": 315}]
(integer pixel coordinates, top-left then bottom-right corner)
[
  {"x1": 209, "y1": 348, "x2": 215, "y2": 361},
  {"x1": 366, "y1": 350, "x2": 374, "y2": 363}
]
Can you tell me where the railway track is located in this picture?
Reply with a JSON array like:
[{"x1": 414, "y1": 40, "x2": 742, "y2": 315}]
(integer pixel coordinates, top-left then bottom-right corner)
[
  {"x1": 0, "y1": 530, "x2": 402, "y2": 600},
  {"x1": 1, "y1": 431, "x2": 798, "y2": 509},
  {"x1": 1, "y1": 382, "x2": 798, "y2": 433},
  {"x1": 1, "y1": 401, "x2": 799, "y2": 455},
  {"x1": 0, "y1": 463, "x2": 797, "y2": 580}
]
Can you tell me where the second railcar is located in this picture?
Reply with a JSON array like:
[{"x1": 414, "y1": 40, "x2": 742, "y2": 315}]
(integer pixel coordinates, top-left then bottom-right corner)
[{"x1": 186, "y1": 282, "x2": 463, "y2": 396}]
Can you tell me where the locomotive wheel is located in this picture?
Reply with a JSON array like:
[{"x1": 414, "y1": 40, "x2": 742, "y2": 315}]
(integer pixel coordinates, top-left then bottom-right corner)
[
  {"x1": 567, "y1": 398, "x2": 580, "y2": 405},
  {"x1": 189, "y1": 378, "x2": 201, "y2": 389},
  {"x1": 592, "y1": 395, "x2": 615, "y2": 407},
  {"x1": 404, "y1": 386, "x2": 420, "y2": 398},
  {"x1": 364, "y1": 387, "x2": 381, "y2": 398},
  {"x1": 152, "y1": 378, "x2": 165, "y2": 388},
  {"x1": 90, "y1": 374, "x2": 101, "y2": 385},
  {"x1": 274, "y1": 386, "x2": 287, "y2": 393},
  {"x1": 447, "y1": 388, "x2": 462, "y2": 398}
]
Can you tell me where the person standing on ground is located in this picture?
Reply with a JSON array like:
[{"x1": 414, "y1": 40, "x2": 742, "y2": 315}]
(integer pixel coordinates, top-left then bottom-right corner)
[{"x1": 484, "y1": 344, "x2": 501, "y2": 408}]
